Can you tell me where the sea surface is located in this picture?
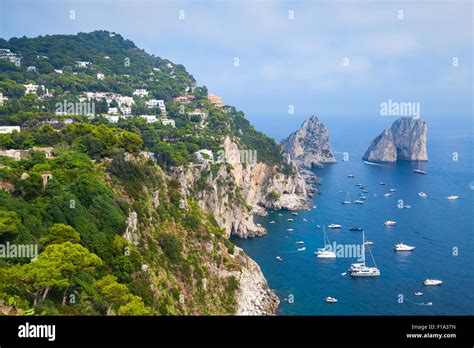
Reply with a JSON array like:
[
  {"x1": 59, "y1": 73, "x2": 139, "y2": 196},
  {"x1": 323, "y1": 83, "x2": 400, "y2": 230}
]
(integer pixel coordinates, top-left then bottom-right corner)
[{"x1": 232, "y1": 116, "x2": 474, "y2": 315}]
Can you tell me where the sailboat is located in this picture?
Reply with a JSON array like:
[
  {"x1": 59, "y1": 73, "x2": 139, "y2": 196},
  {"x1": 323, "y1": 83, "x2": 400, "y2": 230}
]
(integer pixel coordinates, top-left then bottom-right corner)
[
  {"x1": 350, "y1": 231, "x2": 380, "y2": 277},
  {"x1": 341, "y1": 192, "x2": 351, "y2": 204},
  {"x1": 413, "y1": 161, "x2": 427, "y2": 175},
  {"x1": 315, "y1": 226, "x2": 336, "y2": 259}
]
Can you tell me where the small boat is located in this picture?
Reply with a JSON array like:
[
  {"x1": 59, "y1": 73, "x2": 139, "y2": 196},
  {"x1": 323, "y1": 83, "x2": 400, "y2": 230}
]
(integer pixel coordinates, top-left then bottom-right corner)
[
  {"x1": 328, "y1": 224, "x2": 342, "y2": 229},
  {"x1": 379, "y1": 182, "x2": 385, "y2": 185},
  {"x1": 418, "y1": 192, "x2": 427, "y2": 198},
  {"x1": 317, "y1": 225, "x2": 321, "y2": 229},
  {"x1": 297, "y1": 247, "x2": 306, "y2": 252},
  {"x1": 404, "y1": 205, "x2": 411, "y2": 209},
  {"x1": 362, "y1": 189, "x2": 368, "y2": 193},
  {"x1": 348, "y1": 174, "x2": 355, "y2": 178},
  {"x1": 394, "y1": 243, "x2": 415, "y2": 251},
  {"x1": 349, "y1": 227, "x2": 364, "y2": 231},
  {"x1": 292, "y1": 212, "x2": 299, "y2": 216},
  {"x1": 325, "y1": 297, "x2": 338, "y2": 303},
  {"x1": 415, "y1": 292, "x2": 423, "y2": 296},
  {"x1": 269, "y1": 220, "x2": 275, "y2": 224},
  {"x1": 341, "y1": 192, "x2": 351, "y2": 204},
  {"x1": 302, "y1": 218, "x2": 308, "y2": 222},
  {"x1": 424, "y1": 279, "x2": 442, "y2": 286},
  {"x1": 287, "y1": 228, "x2": 294, "y2": 232},
  {"x1": 354, "y1": 200, "x2": 364, "y2": 204},
  {"x1": 359, "y1": 196, "x2": 367, "y2": 200},
  {"x1": 316, "y1": 226, "x2": 336, "y2": 259},
  {"x1": 312, "y1": 205, "x2": 317, "y2": 209},
  {"x1": 384, "y1": 220, "x2": 396, "y2": 226},
  {"x1": 278, "y1": 213, "x2": 283, "y2": 216},
  {"x1": 413, "y1": 161, "x2": 427, "y2": 175},
  {"x1": 384, "y1": 192, "x2": 392, "y2": 197},
  {"x1": 364, "y1": 240, "x2": 374, "y2": 246},
  {"x1": 296, "y1": 241, "x2": 304, "y2": 244},
  {"x1": 287, "y1": 218, "x2": 294, "y2": 222},
  {"x1": 389, "y1": 188, "x2": 396, "y2": 192},
  {"x1": 275, "y1": 256, "x2": 283, "y2": 261},
  {"x1": 446, "y1": 195, "x2": 459, "y2": 200},
  {"x1": 356, "y1": 183, "x2": 364, "y2": 187}
]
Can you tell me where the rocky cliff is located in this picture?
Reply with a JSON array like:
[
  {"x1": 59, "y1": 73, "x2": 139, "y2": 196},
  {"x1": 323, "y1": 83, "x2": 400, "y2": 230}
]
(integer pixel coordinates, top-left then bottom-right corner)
[
  {"x1": 282, "y1": 115, "x2": 337, "y2": 169},
  {"x1": 363, "y1": 117, "x2": 428, "y2": 162},
  {"x1": 171, "y1": 136, "x2": 312, "y2": 239}
]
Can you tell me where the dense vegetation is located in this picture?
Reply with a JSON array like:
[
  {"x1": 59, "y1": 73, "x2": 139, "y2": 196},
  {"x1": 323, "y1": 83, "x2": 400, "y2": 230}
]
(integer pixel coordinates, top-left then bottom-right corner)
[{"x1": 0, "y1": 31, "x2": 289, "y2": 315}]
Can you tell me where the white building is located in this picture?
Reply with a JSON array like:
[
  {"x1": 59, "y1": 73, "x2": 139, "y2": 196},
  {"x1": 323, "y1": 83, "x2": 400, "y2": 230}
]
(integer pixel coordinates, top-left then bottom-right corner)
[
  {"x1": 24, "y1": 84, "x2": 40, "y2": 95},
  {"x1": 0, "y1": 126, "x2": 21, "y2": 134},
  {"x1": 75, "y1": 61, "x2": 90, "y2": 68},
  {"x1": 0, "y1": 49, "x2": 20, "y2": 65},
  {"x1": 146, "y1": 99, "x2": 166, "y2": 115},
  {"x1": 104, "y1": 115, "x2": 119, "y2": 123},
  {"x1": 27, "y1": 66, "x2": 36, "y2": 73},
  {"x1": 195, "y1": 149, "x2": 214, "y2": 164},
  {"x1": 108, "y1": 107, "x2": 119, "y2": 115},
  {"x1": 140, "y1": 115, "x2": 158, "y2": 123},
  {"x1": 97, "y1": 73, "x2": 105, "y2": 80},
  {"x1": 120, "y1": 107, "x2": 132, "y2": 116},
  {"x1": 161, "y1": 118, "x2": 175, "y2": 127},
  {"x1": 188, "y1": 109, "x2": 208, "y2": 119},
  {"x1": 133, "y1": 89, "x2": 148, "y2": 98},
  {"x1": 0, "y1": 93, "x2": 7, "y2": 106},
  {"x1": 54, "y1": 69, "x2": 63, "y2": 74},
  {"x1": 117, "y1": 96, "x2": 134, "y2": 107}
]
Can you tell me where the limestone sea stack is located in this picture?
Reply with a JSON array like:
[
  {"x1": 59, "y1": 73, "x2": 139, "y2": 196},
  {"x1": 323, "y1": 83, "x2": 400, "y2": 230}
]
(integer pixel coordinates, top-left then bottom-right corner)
[
  {"x1": 363, "y1": 117, "x2": 428, "y2": 162},
  {"x1": 283, "y1": 115, "x2": 337, "y2": 169}
]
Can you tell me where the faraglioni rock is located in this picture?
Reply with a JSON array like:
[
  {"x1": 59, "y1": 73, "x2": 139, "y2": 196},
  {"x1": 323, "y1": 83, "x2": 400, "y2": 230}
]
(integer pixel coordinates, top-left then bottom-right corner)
[
  {"x1": 283, "y1": 115, "x2": 337, "y2": 169},
  {"x1": 363, "y1": 117, "x2": 428, "y2": 162}
]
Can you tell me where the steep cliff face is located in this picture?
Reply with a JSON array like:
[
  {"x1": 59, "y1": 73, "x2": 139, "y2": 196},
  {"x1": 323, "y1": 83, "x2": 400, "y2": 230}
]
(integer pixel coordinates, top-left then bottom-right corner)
[
  {"x1": 363, "y1": 117, "x2": 428, "y2": 162},
  {"x1": 171, "y1": 136, "x2": 311, "y2": 239},
  {"x1": 283, "y1": 115, "x2": 337, "y2": 169}
]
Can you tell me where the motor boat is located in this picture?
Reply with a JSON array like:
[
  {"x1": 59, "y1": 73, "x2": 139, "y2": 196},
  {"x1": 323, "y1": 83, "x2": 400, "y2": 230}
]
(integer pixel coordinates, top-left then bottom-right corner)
[
  {"x1": 446, "y1": 195, "x2": 459, "y2": 200},
  {"x1": 348, "y1": 174, "x2": 355, "y2": 178},
  {"x1": 379, "y1": 182, "x2": 385, "y2": 185},
  {"x1": 389, "y1": 188, "x2": 396, "y2": 192},
  {"x1": 424, "y1": 279, "x2": 442, "y2": 286},
  {"x1": 384, "y1": 192, "x2": 392, "y2": 197},
  {"x1": 275, "y1": 256, "x2": 283, "y2": 261},
  {"x1": 354, "y1": 200, "x2": 364, "y2": 204},
  {"x1": 269, "y1": 220, "x2": 275, "y2": 224},
  {"x1": 364, "y1": 240, "x2": 374, "y2": 246},
  {"x1": 384, "y1": 220, "x2": 396, "y2": 226},
  {"x1": 418, "y1": 192, "x2": 427, "y2": 198},
  {"x1": 394, "y1": 243, "x2": 415, "y2": 251},
  {"x1": 328, "y1": 224, "x2": 342, "y2": 229},
  {"x1": 296, "y1": 241, "x2": 304, "y2": 245},
  {"x1": 287, "y1": 228, "x2": 294, "y2": 232},
  {"x1": 297, "y1": 247, "x2": 306, "y2": 252},
  {"x1": 415, "y1": 292, "x2": 423, "y2": 296},
  {"x1": 349, "y1": 227, "x2": 364, "y2": 231},
  {"x1": 292, "y1": 212, "x2": 299, "y2": 216},
  {"x1": 325, "y1": 297, "x2": 338, "y2": 303},
  {"x1": 288, "y1": 218, "x2": 294, "y2": 222}
]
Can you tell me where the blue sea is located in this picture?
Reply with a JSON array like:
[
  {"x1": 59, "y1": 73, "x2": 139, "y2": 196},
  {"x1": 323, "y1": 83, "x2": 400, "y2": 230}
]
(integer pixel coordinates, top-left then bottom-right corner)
[{"x1": 232, "y1": 116, "x2": 474, "y2": 315}]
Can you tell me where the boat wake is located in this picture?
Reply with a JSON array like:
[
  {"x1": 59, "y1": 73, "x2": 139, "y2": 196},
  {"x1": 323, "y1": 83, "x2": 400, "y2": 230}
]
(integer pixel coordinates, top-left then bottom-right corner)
[{"x1": 363, "y1": 161, "x2": 387, "y2": 167}]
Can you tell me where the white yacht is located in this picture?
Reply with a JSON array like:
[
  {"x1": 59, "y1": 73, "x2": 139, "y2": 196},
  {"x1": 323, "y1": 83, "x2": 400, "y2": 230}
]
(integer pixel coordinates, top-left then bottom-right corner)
[
  {"x1": 275, "y1": 256, "x2": 283, "y2": 261},
  {"x1": 384, "y1": 192, "x2": 392, "y2": 197},
  {"x1": 325, "y1": 297, "x2": 338, "y2": 303},
  {"x1": 446, "y1": 195, "x2": 459, "y2": 200},
  {"x1": 269, "y1": 220, "x2": 275, "y2": 224},
  {"x1": 354, "y1": 200, "x2": 364, "y2": 204},
  {"x1": 297, "y1": 247, "x2": 306, "y2": 252},
  {"x1": 287, "y1": 228, "x2": 294, "y2": 232},
  {"x1": 419, "y1": 192, "x2": 427, "y2": 198},
  {"x1": 424, "y1": 279, "x2": 442, "y2": 286},
  {"x1": 379, "y1": 182, "x2": 385, "y2": 185},
  {"x1": 415, "y1": 292, "x2": 423, "y2": 296},
  {"x1": 288, "y1": 218, "x2": 294, "y2": 222},
  {"x1": 341, "y1": 192, "x2": 351, "y2": 204},
  {"x1": 350, "y1": 231, "x2": 380, "y2": 277},
  {"x1": 316, "y1": 226, "x2": 336, "y2": 259},
  {"x1": 296, "y1": 241, "x2": 304, "y2": 245},
  {"x1": 384, "y1": 220, "x2": 397, "y2": 226},
  {"x1": 328, "y1": 224, "x2": 342, "y2": 229},
  {"x1": 394, "y1": 243, "x2": 415, "y2": 251},
  {"x1": 389, "y1": 188, "x2": 396, "y2": 192}
]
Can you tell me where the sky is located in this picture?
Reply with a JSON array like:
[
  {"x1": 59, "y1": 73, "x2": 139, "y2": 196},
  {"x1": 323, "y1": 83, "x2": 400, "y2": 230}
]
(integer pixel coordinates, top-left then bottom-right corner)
[{"x1": 0, "y1": 0, "x2": 472, "y2": 139}]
